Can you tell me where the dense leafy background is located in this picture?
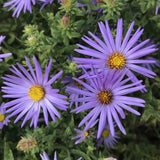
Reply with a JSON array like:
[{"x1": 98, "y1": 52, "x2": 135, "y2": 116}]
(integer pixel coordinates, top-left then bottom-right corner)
[{"x1": 0, "y1": 0, "x2": 160, "y2": 159}]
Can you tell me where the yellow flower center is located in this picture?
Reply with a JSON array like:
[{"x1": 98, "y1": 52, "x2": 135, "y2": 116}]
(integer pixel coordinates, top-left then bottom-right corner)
[
  {"x1": 0, "y1": 114, "x2": 5, "y2": 122},
  {"x1": 102, "y1": 129, "x2": 110, "y2": 138},
  {"x1": 84, "y1": 130, "x2": 92, "y2": 137},
  {"x1": 107, "y1": 52, "x2": 126, "y2": 70},
  {"x1": 97, "y1": 90, "x2": 112, "y2": 105},
  {"x1": 28, "y1": 85, "x2": 45, "y2": 101}
]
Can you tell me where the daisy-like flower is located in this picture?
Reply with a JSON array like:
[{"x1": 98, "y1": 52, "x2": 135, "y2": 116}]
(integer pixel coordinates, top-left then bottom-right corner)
[
  {"x1": 40, "y1": 151, "x2": 57, "y2": 160},
  {"x1": 71, "y1": 120, "x2": 97, "y2": 144},
  {"x1": 3, "y1": 0, "x2": 36, "y2": 17},
  {"x1": 67, "y1": 68, "x2": 145, "y2": 138},
  {"x1": 0, "y1": 36, "x2": 12, "y2": 61},
  {"x1": 2, "y1": 56, "x2": 68, "y2": 128},
  {"x1": 97, "y1": 123, "x2": 119, "y2": 149},
  {"x1": 0, "y1": 103, "x2": 10, "y2": 129},
  {"x1": 74, "y1": 19, "x2": 158, "y2": 91}
]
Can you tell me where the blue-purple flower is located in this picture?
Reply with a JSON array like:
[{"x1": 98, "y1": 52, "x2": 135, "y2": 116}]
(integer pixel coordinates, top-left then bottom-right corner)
[
  {"x1": 39, "y1": 0, "x2": 54, "y2": 10},
  {"x1": 2, "y1": 56, "x2": 68, "y2": 128},
  {"x1": 3, "y1": 0, "x2": 36, "y2": 17},
  {"x1": 0, "y1": 103, "x2": 10, "y2": 129},
  {"x1": 155, "y1": 1, "x2": 160, "y2": 15},
  {"x1": 97, "y1": 123, "x2": 119, "y2": 149},
  {"x1": 67, "y1": 68, "x2": 145, "y2": 138},
  {"x1": 0, "y1": 36, "x2": 12, "y2": 61},
  {"x1": 74, "y1": 19, "x2": 158, "y2": 91}
]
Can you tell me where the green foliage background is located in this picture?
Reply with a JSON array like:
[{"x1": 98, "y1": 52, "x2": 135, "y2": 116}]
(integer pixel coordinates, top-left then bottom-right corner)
[{"x1": 0, "y1": 0, "x2": 160, "y2": 159}]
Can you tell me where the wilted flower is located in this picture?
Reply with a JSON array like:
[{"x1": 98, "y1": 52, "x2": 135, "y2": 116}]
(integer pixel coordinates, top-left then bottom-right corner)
[
  {"x1": 74, "y1": 19, "x2": 158, "y2": 91},
  {"x1": 67, "y1": 68, "x2": 145, "y2": 138},
  {"x1": 0, "y1": 36, "x2": 12, "y2": 61},
  {"x1": 3, "y1": 0, "x2": 36, "y2": 17},
  {"x1": 2, "y1": 56, "x2": 68, "y2": 128},
  {"x1": 0, "y1": 103, "x2": 10, "y2": 129},
  {"x1": 17, "y1": 136, "x2": 37, "y2": 151}
]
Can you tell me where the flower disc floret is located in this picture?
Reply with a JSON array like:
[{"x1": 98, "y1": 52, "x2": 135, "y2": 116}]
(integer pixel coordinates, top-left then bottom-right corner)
[
  {"x1": 0, "y1": 114, "x2": 5, "y2": 122},
  {"x1": 102, "y1": 129, "x2": 110, "y2": 138},
  {"x1": 28, "y1": 85, "x2": 45, "y2": 101},
  {"x1": 107, "y1": 53, "x2": 126, "y2": 70},
  {"x1": 97, "y1": 90, "x2": 112, "y2": 105}
]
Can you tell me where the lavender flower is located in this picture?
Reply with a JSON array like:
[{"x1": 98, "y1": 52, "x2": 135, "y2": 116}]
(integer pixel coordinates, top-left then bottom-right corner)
[
  {"x1": 74, "y1": 19, "x2": 158, "y2": 91},
  {"x1": 0, "y1": 36, "x2": 12, "y2": 61},
  {"x1": 2, "y1": 56, "x2": 68, "y2": 128},
  {"x1": 71, "y1": 120, "x2": 97, "y2": 144},
  {"x1": 0, "y1": 103, "x2": 10, "y2": 129},
  {"x1": 3, "y1": 0, "x2": 36, "y2": 17},
  {"x1": 67, "y1": 68, "x2": 145, "y2": 138},
  {"x1": 97, "y1": 123, "x2": 119, "y2": 149}
]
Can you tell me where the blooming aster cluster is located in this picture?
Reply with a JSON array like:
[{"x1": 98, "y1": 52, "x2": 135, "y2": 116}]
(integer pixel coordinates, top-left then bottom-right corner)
[{"x1": 67, "y1": 18, "x2": 158, "y2": 149}]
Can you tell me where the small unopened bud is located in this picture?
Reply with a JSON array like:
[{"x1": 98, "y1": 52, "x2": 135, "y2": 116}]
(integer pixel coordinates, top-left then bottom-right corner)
[
  {"x1": 61, "y1": 15, "x2": 70, "y2": 28},
  {"x1": 27, "y1": 35, "x2": 36, "y2": 44}
]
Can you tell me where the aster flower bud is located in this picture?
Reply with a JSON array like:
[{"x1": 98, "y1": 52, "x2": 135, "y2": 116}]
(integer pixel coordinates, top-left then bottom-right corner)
[{"x1": 61, "y1": 15, "x2": 70, "y2": 28}]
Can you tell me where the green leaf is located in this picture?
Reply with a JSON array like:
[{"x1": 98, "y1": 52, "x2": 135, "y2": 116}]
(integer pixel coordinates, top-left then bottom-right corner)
[{"x1": 4, "y1": 142, "x2": 14, "y2": 160}]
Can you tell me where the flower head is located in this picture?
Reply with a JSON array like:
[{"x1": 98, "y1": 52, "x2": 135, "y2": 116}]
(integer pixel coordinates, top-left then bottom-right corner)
[
  {"x1": 97, "y1": 123, "x2": 119, "y2": 149},
  {"x1": 39, "y1": 0, "x2": 55, "y2": 10},
  {"x1": 0, "y1": 103, "x2": 10, "y2": 129},
  {"x1": 74, "y1": 19, "x2": 158, "y2": 91},
  {"x1": 2, "y1": 56, "x2": 68, "y2": 128},
  {"x1": 67, "y1": 68, "x2": 145, "y2": 138},
  {"x1": 16, "y1": 136, "x2": 37, "y2": 151},
  {"x1": 3, "y1": 0, "x2": 36, "y2": 17},
  {"x1": 0, "y1": 36, "x2": 12, "y2": 61}
]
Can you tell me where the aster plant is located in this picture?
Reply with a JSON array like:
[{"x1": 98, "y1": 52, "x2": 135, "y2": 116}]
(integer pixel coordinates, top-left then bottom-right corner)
[
  {"x1": 2, "y1": 56, "x2": 68, "y2": 128},
  {"x1": 67, "y1": 68, "x2": 145, "y2": 138},
  {"x1": 74, "y1": 19, "x2": 158, "y2": 91}
]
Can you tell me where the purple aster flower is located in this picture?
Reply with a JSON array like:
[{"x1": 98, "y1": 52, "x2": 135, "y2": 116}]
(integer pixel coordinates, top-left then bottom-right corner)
[
  {"x1": 74, "y1": 19, "x2": 158, "y2": 92},
  {"x1": 67, "y1": 68, "x2": 145, "y2": 138},
  {"x1": 97, "y1": 123, "x2": 119, "y2": 149},
  {"x1": 2, "y1": 56, "x2": 68, "y2": 128},
  {"x1": 0, "y1": 36, "x2": 12, "y2": 61},
  {"x1": 62, "y1": 74, "x2": 87, "y2": 108},
  {"x1": 0, "y1": 103, "x2": 10, "y2": 129},
  {"x1": 71, "y1": 120, "x2": 97, "y2": 144},
  {"x1": 40, "y1": 151, "x2": 57, "y2": 160},
  {"x1": 3, "y1": 0, "x2": 36, "y2": 17}
]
